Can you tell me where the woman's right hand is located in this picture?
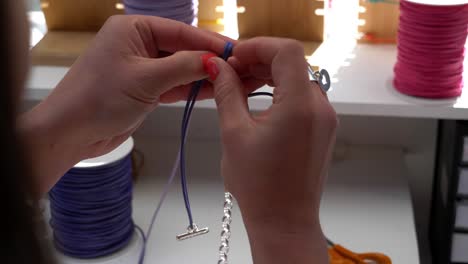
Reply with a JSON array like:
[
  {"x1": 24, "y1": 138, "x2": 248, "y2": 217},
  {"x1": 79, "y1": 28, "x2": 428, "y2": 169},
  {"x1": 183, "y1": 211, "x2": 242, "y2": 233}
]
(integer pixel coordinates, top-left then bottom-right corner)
[{"x1": 207, "y1": 37, "x2": 337, "y2": 264}]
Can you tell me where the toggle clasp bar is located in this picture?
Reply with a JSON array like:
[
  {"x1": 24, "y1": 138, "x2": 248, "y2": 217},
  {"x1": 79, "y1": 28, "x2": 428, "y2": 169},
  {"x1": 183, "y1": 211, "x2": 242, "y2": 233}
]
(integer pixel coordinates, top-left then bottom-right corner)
[{"x1": 176, "y1": 224, "x2": 209, "y2": 241}]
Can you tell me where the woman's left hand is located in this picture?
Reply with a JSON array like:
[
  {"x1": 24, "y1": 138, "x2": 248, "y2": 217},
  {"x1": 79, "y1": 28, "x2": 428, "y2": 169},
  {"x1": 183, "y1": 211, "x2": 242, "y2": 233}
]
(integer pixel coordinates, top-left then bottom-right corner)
[{"x1": 21, "y1": 15, "x2": 229, "y2": 193}]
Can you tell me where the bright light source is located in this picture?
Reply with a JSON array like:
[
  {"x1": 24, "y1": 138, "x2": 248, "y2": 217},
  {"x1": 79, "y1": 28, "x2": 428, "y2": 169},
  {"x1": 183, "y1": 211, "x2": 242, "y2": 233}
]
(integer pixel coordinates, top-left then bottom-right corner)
[
  {"x1": 222, "y1": 0, "x2": 239, "y2": 39},
  {"x1": 28, "y1": 11, "x2": 47, "y2": 47},
  {"x1": 216, "y1": 5, "x2": 245, "y2": 13},
  {"x1": 40, "y1": 2, "x2": 50, "y2": 8},
  {"x1": 315, "y1": 9, "x2": 325, "y2": 16},
  {"x1": 31, "y1": 28, "x2": 45, "y2": 47},
  {"x1": 341, "y1": 61, "x2": 351, "y2": 67},
  {"x1": 115, "y1": 3, "x2": 125, "y2": 10}
]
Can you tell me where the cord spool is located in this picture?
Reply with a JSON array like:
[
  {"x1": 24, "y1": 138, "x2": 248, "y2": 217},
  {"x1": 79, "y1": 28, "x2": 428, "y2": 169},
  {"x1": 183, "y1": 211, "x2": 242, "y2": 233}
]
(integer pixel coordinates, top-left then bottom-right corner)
[
  {"x1": 123, "y1": 0, "x2": 198, "y2": 26},
  {"x1": 393, "y1": 0, "x2": 468, "y2": 98},
  {"x1": 49, "y1": 137, "x2": 144, "y2": 264}
]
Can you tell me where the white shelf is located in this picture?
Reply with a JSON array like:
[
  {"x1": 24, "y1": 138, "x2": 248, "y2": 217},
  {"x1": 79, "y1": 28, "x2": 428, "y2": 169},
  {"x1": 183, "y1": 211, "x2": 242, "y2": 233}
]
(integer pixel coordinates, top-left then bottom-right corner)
[
  {"x1": 127, "y1": 139, "x2": 418, "y2": 264},
  {"x1": 26, "y1": 42, "x2": 468, "y2": 120},
  {"x1": 323, "y1": 43, "x2": 468, "y2": 120}
]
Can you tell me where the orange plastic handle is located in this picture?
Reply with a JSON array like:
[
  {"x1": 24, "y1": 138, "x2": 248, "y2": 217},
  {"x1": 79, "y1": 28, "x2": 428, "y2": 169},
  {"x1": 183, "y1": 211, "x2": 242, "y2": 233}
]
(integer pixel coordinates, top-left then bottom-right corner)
[
  {"x1": 359, "y1": 253, "x2": 392, "y2": 264},
  {"x1": 331, "y1": 245, "x2": 392, "y2": 264}
]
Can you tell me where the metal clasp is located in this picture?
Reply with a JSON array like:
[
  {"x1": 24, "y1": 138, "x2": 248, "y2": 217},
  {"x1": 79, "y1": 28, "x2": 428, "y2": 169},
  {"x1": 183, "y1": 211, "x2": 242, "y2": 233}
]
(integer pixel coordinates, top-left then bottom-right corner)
[
  {"x1": 176, "y1": 224, "x2": 209, "y2": 241},
  {"x1": 308, "y1": 64, "x2": 331, "y2": 93}
]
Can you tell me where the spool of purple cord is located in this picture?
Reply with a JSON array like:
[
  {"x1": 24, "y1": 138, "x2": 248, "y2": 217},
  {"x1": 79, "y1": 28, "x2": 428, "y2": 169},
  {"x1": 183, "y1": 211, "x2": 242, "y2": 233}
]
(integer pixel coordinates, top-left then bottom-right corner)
[{"x1": 124, "y1": 0, "x2": 198, "y2": 26}]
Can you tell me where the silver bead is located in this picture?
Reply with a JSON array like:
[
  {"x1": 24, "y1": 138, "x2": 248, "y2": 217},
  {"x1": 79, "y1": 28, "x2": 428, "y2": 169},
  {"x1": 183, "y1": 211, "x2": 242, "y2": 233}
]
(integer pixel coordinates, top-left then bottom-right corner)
[
  {"x1": 222, "y1": 214, "x2": 232, "y2": 225},
  {"x1": 221, "y1": 229, "x2": 231, "y2": 240},
  {"x1": 223, "y1": 210, "x2": 231, "y2": 218},
  {"x1": 220, "y1": 241, "x2": 229, "y2": 249},
  {"x1": 219, "y1": 252, "x2": 228, "y2": 260},
  {"x1": 222, "y1": 222, "x2": 231, "y2": 230}
]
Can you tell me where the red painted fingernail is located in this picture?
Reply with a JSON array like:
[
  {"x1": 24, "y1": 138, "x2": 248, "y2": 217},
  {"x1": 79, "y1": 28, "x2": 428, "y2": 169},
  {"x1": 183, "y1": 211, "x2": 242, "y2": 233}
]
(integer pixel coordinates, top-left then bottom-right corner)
[
  {"x1": 201, "y1": 53, "x2": 219, "y2": 81},
  {"x1": 206, "y1": 59, "x2": 219, "y2": 81},
  {"x1": 201, "y1": 53, "x2": 216, "y2": 72}
]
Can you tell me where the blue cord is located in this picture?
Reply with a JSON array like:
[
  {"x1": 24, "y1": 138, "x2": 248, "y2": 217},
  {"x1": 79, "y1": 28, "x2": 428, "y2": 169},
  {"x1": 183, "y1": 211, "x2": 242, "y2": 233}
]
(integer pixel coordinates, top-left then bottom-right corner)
[
  {"x1": 248, "y1": 92, "x2": 273, "y2": 97},
  {"x1": 366, "y1": 0, "x2": 399, "y2": 4},
  {"x1": 136, "y1": 42, "x2": 236, "y2": 264},
  {"x1": 49, "y1": 155, "x2": 136, "y2": 259},
  {"x1": 179, "y1": 42, "x2": 234, "y2": 228},
  {"x1": 179, "y1": 81, "x2": 202, "y2": 227}
]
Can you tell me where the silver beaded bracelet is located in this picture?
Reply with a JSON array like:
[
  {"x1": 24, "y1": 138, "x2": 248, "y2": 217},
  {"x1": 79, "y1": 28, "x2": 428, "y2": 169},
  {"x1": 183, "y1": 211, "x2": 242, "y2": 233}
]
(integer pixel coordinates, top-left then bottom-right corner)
[{"x1": 218, "y1": 192, "x2": 234, "y2": 264}]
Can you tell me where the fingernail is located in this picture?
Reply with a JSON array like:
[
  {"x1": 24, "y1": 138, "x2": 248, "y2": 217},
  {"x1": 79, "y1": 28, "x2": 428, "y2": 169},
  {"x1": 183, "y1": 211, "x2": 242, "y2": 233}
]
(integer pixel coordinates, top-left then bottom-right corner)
[
  {"x1": 201, "y1": 53, "x2": 219, "y2": 81},
  {"x1": 206, "y1": 59, "x2": 219, "y2": 81}
]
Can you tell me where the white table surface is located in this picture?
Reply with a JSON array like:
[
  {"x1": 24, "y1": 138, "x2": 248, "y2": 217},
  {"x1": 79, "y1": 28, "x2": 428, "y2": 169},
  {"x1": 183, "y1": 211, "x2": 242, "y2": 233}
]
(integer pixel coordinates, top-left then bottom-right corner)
[
  {"x1": 126, "y1": 139, "x2": 419, "y2": 264},
  {"x1": 42, "y1": 139, "x2": 418, "y2": 263}
]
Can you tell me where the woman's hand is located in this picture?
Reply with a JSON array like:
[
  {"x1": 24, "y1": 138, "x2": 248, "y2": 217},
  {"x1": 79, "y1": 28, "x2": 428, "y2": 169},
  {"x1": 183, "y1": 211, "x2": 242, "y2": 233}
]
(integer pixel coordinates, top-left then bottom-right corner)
[
  {"x1": 209, "y1": 37, "x2": 337, "y2": 264},
  {"x1": 21, "y1": 15, "x2": 229, "y2": 193}
]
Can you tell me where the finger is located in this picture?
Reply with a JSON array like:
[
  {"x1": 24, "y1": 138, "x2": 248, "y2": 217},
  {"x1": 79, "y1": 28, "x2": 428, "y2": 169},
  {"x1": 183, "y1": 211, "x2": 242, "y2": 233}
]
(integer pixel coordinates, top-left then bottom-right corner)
[
  {"x1": 200, "y1": 28, "x2": 238, "y2": 45},
  {"x1": 228, "y1": 57, "x2": 273, "y2": 81},
  {"x1": 160, "y1": 82, "x2": 213, "y2": 103},
  {"x1": 209, "y1": 57, "x2": 251, "y2": 128},
  {"x1": 160, "y1": 77, "x2": 267, "y2": 103},
  {"x1": 227, "y1": 57, "x2": 249, "y2": 77},
  {"x1": 139, "y1": 15, "x2": 229, "y2": 54},
  {"x1": 145, "y1": 51, "x2": 212, "y2": 96},
  {"x1": 249, "y1": 64, "x2": 272, "y2": 80},
  {"x1": 242, "y1": 78, "x2": 269, "y2": 95},
  {"x1": 234, "y1": 37, "x2": 310, "y2": 95}
]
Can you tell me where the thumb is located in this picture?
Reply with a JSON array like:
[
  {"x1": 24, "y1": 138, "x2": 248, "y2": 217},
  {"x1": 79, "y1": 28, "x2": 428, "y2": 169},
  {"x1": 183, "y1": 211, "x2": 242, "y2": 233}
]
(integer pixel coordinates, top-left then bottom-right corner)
[
  {"x1": 208, "y1": 57, "x2": 251, "y2": 130},
  {"x1": 146, "y1": 51, "x2": 210, "y2": 95}
]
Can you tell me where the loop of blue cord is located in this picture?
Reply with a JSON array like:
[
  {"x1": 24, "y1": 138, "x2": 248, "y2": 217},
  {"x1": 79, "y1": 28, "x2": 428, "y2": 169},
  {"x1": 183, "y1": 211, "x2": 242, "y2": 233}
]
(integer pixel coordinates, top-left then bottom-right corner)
[
  {"x1": 180, "y1": 42, "x2": 234, "y2": 228},
  {"x1": 49, "y1": 156, "x2": 136, "y2": 259}
]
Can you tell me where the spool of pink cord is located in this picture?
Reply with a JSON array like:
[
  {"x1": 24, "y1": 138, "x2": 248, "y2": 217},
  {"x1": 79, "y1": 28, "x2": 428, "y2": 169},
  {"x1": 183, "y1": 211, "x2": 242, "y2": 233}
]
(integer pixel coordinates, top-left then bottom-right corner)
[{"x1": 393, "y1": 0, "x2": 468, "y2": 98}]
